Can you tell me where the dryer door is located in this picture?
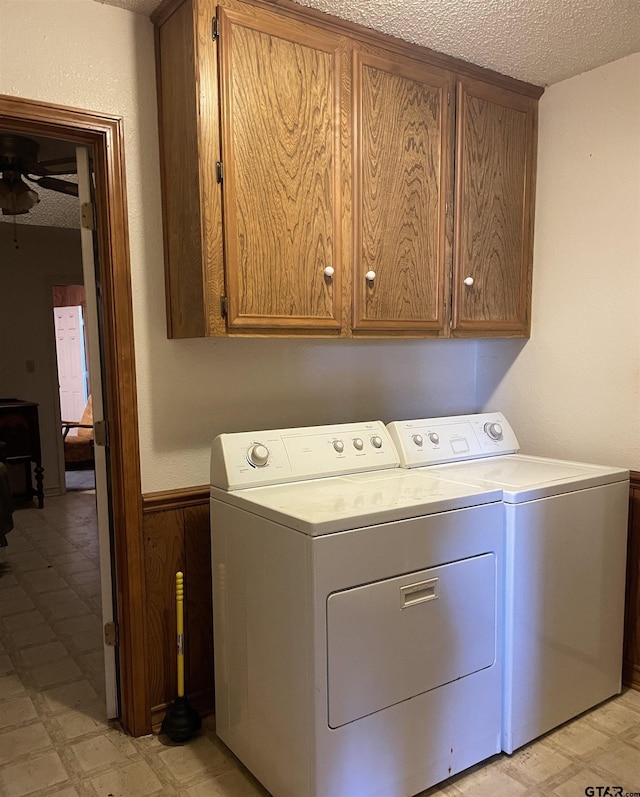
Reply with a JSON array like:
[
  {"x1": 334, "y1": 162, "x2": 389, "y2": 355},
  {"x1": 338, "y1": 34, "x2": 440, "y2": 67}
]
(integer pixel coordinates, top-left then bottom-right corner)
[{"x1": 326, "y1": 553, "x2": 496, "y2": 728}]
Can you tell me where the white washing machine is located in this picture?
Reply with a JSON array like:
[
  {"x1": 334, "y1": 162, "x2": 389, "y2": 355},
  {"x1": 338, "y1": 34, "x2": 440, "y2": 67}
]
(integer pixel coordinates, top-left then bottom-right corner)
[
  {"x1": 387, "y1": 412, "x2": 629, "y2": 754},
  {"x1": 210, "y1": 421, "x2": 504, "y2": 797}
]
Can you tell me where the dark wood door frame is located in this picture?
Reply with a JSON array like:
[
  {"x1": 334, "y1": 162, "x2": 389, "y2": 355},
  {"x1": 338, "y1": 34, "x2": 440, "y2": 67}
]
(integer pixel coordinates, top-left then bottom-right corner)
[{"x1": 0, "y1": 94, "x2": 149, "y2": 736}]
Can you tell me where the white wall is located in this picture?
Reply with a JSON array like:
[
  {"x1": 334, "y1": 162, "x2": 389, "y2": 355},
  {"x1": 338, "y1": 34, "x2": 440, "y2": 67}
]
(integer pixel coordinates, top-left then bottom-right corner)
[
  {"x1": 477, "y1": 54, "x2": 640, "y2": 469},
  {"x1": 0, "y1": 0, "x2": 480, "y2": 492},
  {"x1": 0, "y1": 223, "x2": 84, "y2": 492}
]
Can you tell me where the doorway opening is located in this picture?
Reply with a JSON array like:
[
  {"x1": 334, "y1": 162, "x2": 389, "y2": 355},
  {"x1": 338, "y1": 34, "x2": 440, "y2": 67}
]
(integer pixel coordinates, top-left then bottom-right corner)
[
  {"x1": 53, "y1": 287, "x2": 96, "y2": 491},
  {"x1": 1, "y1": 131, "x2": 116, "y2": 719},
  {"x1": 0, "y1": 93, "x2": 147, "y2": 736}
]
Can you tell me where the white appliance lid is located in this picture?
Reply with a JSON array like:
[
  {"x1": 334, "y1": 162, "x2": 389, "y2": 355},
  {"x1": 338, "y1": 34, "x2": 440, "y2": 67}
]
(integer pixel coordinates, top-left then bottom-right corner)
[
  {"x1": 428, "y1": 454, "x2": 629, "y2": 502},
  {"x1": 210, "y1": 468, "x2": 501, "y2": 535}
]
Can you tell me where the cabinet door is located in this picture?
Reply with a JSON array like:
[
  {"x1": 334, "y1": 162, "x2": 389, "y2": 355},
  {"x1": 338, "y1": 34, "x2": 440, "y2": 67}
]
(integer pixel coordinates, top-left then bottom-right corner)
[
  {"x1": 218, "y1": 4, "x2": 345, "y2": 331},
  {"x1": 452, "y1": 78, "x2": 537, "y2": 336},
  {"x1": 353, "y1": 50, "x2": 453, "y2": 334}
]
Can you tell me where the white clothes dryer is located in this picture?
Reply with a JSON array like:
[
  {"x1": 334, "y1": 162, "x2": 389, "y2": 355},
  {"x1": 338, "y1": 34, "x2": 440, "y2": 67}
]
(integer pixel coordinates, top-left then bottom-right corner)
[
  {"x1": 210, "y1": 421, "x2": 504, "y2": 797},
  {"x1": 387, "y1": 412, "x2": 629, "y2": 754}
]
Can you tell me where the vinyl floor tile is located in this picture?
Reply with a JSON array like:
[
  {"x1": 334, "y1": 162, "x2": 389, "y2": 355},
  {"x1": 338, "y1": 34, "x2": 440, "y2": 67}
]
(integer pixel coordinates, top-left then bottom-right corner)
[
  {"x1": 11, "y1": 622, "x2": 58, "y2": 648},
  {"x1": 88, "y1": 760, "x2": 166, "y2": 797},
  {"x1": 1, "y1": 609, "x2": 46, "y2": 632},
  {"x1": 0, "y1": 695, "x2": 39, "y2": 729},
  {"x1": 502, "y1": 740, "x2": 574, "y2": 785},
  {"x1": 19, "y1": 640, "x2": 70, "y2": 668},
  {"x1": 546, "y1": 716, "x2": 611, "y2": 757},
  {"x1": 587, "y1": 739, "x2": 640, "y2": 790},
  {"x1": 0, "y1": 750, "x2": 69, "y2": 797},
  {"x1": 0, "y1": 722, "x2": 54, "y2": 766}
]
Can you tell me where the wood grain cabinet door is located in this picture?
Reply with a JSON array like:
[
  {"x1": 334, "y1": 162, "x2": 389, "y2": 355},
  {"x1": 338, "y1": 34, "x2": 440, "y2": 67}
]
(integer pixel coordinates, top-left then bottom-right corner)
[
  {"x1": 452, "y1": 78, "x2": 537, "y2": 336},
  {"x1": 218, "y1": 4, "x2": 345, "y2": 331},
  {"x1": 352, "y1": 50, "x2": 453, "y2": 334}
]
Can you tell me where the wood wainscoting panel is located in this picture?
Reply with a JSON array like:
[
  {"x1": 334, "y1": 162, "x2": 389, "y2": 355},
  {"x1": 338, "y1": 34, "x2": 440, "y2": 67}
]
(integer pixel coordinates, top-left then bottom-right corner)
[
  {"x1": 143, "y1": 486, "x2": 213, "y2": 729},
  {"x1": 624, "y1": 471, "x2": 640, "y2": 691}
]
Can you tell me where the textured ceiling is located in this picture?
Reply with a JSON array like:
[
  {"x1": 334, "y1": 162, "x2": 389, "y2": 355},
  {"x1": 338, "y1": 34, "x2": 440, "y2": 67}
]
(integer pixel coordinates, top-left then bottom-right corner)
[{"x1": 95, "y1": 0, "x2": 640, "y2": 87}]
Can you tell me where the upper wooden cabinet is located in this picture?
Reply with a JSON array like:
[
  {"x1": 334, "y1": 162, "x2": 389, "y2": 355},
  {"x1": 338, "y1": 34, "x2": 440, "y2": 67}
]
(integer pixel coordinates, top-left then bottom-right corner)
[
  {"x1": 352, "y1": 50, "x2": 453, "y2": 335},
  {"x1": 153, "y1": 0, "x2": 542, "y2": 339},
  {"x1": 452, "y1": 78, "x2": 538, "y2": 336},
  {"x1": 219, "y1": 4, "x2": 346, "y2": 332}
]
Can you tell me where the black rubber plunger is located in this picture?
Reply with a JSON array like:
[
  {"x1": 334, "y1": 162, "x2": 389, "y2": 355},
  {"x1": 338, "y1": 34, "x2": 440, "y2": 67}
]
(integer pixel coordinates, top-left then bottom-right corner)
[{"x1": 161, "y1": 571, "x2": 202, "y2": 743}]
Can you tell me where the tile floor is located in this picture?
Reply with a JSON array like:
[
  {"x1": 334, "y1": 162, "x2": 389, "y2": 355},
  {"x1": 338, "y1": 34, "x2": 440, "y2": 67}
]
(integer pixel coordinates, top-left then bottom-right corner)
[{"x1": 1, "y1": 484, "x2": 640, "y2": 796}]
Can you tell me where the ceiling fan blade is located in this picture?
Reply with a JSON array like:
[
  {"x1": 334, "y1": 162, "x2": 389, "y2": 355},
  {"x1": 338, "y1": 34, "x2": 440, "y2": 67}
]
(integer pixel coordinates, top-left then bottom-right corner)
[
  {"x1": 28, "y1": 157, "x2": 78, "y2": 176},
  {"x1": 32, "y1": 176, "x2": 79, "y2": 197}
]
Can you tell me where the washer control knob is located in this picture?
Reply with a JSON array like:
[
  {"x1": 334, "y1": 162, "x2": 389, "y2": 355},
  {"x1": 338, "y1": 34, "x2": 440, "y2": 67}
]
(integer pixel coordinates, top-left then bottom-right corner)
[
  {"x1": 484, "y1": 422, "x2": 503, "y2": 440},
  {"x1": 353, "y1": 438, "x2": 364, "y2": 451},
  {"x1": 371, "y1": 435, "x2": 383, "y2": 449},
  {"x1": 428, "y1": 432, "x2": 440, "y2": 445},
  {"x1": 333, "y1": 440, "x2": 345, "y2": 453},
  {"x1": 412, "y1": 434, "x2": 423, "y2": 447},
  {"x1": 248, "y1": 444, "x2": 270, "y2": 467}
]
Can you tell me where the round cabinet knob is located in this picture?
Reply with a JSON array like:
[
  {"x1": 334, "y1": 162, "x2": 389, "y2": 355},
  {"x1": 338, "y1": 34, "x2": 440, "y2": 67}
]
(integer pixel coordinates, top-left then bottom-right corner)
[
  {"x1": 412, "y1": 434, "x2": 423, "y2": 447},
  {"x1": 333, "y1": 440, "x2": 344, "y2": 453},
  {"x1": 370, "y1": 435, "x2": 383, "y2": 449},
  {"x1": 248, "y1": 444, "x2": 270, "y2": 467},
  {"x1": 484, "y1": 422, "x2": 503, "y2": 440},
  {"x1": 324, "y1": 266, "x2": 335, "y2": 278},
  {"x1": 428, "y1": 432, "x2": 440, "y2": 445},
  {"x1": 463, "y1": 276, "x2": 474, "y2": 286},
  {"x1": 353, "y1": 438, "x2": 364, "y2": 451},
  {"x1": 365, "y1": 270, "x2": 376, "y2": 282}
]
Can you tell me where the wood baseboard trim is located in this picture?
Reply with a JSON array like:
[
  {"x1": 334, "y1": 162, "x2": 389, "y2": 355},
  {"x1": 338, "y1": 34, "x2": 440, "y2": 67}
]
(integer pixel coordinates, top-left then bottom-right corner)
[{"x1": 142, "y1": 485, "x2": 209, "y2": 513}]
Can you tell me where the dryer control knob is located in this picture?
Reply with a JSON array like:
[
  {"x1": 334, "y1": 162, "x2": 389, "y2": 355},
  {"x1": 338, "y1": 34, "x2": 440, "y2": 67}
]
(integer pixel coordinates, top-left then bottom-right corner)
[
  {"x1": 428, "y1": 432, "x2": 440, "y2": 445},
  {"x1": 484, "y1": 422, "x2": 503, "y2": 440},
  {"x1": 412, "y1": 434, "x2": 423, "y2": 447},
  {"x1": 353, "y1": 438, "x2": 364, "y2": 451},
  {"x1": 371, "y1": 435, "x2": 383, "y2": 449},
  {"x1": 333, "y1": 440, "x2": 345, "y2": 453},
  {"x1": 248, "y1": 444, "x2": 270, "y2": 467}
]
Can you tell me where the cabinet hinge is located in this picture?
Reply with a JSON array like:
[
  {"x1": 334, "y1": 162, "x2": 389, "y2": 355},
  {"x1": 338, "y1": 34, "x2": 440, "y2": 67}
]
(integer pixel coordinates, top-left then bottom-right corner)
[
  {"x1": 80, "y1": 201, "x2": 95, "y2": 230},
  {"x1": 94, "y1": 419, "x2": 109, "y2": 448},
  {"x1": 212, "y1": 16, "x2": 219, "y2": 40},
  {"x1": 445, "y1": 201, "x2": 449, "y2": 216},
  {"x1": 216, "y1": 161, "x2": 223, "y2": 183},
  {"x1": 221, "y1": 295, "x2": 228, "y2": 317},
  {"x1": 447, "y1": 92, "x2": 451, "y2": 106},
  {"x1": 104, "y1": 621, "x2": 118, "y2": 647}
]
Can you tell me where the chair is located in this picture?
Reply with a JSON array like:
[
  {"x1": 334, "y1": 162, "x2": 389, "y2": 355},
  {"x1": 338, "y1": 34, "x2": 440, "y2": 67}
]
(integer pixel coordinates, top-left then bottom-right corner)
[{"x1": 62, "y1": 396, "x2": 94, "y2": 470}]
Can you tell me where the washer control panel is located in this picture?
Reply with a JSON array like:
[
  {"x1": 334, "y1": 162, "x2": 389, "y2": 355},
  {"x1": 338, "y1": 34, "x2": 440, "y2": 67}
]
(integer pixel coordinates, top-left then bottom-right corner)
[
  {"x1": 387, "y1": 412, "x2": 519, "y2": 468},
  {"x1": 211, "y1": 421, "x2": 399, "y2": 490}
]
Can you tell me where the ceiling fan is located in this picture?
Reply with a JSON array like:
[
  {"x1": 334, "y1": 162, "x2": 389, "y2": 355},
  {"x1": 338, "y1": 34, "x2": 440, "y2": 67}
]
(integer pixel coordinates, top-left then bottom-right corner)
[{"x1": 0, "y1": 133, "x2": 78, "y2": 216}]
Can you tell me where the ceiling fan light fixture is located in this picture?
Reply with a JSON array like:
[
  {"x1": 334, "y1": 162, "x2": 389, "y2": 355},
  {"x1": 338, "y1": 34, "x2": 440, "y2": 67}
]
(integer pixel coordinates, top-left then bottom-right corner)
[{"x1": 0, "y1": 173, "x2": 40, "y2": 215}]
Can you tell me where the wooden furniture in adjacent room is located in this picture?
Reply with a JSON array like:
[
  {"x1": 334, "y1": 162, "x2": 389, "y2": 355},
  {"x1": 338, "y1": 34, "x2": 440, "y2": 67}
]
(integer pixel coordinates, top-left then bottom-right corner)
[
  {"x1": 152, "y1": 0, "x2": 542, "y2": 339},
  {"x1": 62, "y1": 395, "x2": 95, "y2": 470},
  {"x1": 0, "y1": 441, "x2": 14, "y2": 546},
  {"x1": 0, "y1": 398, "x2": 44, "y2": 508}
]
